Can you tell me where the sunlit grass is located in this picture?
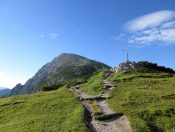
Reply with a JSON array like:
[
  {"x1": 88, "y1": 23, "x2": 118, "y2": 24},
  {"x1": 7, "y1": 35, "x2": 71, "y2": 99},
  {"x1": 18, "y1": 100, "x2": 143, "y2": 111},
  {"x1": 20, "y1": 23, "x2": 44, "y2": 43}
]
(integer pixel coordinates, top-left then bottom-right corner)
[
  {"x1": 108, "y1": 72, "x2": 175, "y2": 132},
  {"x1": 0, "y1": 88, "x2": 87, "y2": 132},
  {"x1": 81, "y1": 70, "x2": 107, "y2": 96}
]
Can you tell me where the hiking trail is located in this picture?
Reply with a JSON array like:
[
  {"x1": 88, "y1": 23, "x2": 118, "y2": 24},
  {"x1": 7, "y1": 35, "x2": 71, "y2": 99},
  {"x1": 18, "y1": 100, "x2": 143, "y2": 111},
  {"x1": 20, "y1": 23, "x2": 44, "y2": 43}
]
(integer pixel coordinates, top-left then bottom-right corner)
[{"x1": 68, "y1": 72, "x2": 132, "y2": 132}]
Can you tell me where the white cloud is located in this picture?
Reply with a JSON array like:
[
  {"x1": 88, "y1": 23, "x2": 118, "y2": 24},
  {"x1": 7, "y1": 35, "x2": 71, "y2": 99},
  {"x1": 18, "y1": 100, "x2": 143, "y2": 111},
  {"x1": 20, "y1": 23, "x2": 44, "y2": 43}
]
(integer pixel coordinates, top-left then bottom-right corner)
[
  {"x1": 111, "y1": 34, "x2": 126, "y2": 41},
  {"x1": 121, "y1": 10, "x2": 175, "y2": 46},
  {"x1": 48, "y1": 33, "x2": 58, "y2": 39},
  {"x1": 0, "y1": 71, "x2": 26, "y2": 88},
  {"x1": 128, "y1": 21, "x2": 175, "y2": 46},
  {"x1": 160, "y1": 29, "x2": 175, "y2": 43},
  {"x1": 125, "y1": 10, "x2": 175, "y2": 32},
  {"x1": 161, "y1": 21, "x2": 175, "y2": 29}
]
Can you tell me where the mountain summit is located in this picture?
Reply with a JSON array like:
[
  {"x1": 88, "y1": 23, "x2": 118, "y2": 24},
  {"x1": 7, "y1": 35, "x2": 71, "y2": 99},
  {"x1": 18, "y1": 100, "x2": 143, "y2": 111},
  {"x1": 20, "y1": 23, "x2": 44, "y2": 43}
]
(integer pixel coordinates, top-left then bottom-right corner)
[
  {"x1": 11, "y1": 53, "x2": 110, "y2": 95},
  {"x1": 112, "y1": 61, "x2": 175, "y2": 73}
]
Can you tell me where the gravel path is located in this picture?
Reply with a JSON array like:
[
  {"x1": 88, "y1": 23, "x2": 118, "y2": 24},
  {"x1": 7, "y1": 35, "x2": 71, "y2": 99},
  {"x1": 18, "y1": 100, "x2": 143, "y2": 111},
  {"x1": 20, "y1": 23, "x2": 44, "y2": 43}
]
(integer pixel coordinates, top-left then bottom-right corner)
[
  {"x1": 91, "y1": 115, "x2": 131, "y2": 132},
  {"x1": 68, "y1": 72, "x2": 132, "y2": 132},
  {"x1": 96, "y1": 100, "x2": 114, "y2": 115}
]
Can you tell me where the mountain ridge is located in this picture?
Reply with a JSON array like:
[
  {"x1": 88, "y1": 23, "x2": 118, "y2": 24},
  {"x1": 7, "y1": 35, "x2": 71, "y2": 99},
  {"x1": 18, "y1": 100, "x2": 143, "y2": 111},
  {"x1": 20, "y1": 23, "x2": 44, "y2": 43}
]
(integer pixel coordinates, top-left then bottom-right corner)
[
  {"x1": 10, "y1": 53, "x2": 110, "y2": 96},
  {"x1": 0, "y1": 87, "x2": 8, "y2": 90}
]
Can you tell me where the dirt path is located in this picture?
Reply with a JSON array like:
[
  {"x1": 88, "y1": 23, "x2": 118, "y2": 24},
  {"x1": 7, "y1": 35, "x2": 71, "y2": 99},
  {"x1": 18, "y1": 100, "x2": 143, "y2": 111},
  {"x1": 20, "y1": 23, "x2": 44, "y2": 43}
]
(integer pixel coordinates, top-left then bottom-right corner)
[
  {"x1": 96, "y1": 100, "x2": 114, "y2": 114},
  {"x1": 91, "y1": 115, "x2": 131, "y2": 132},
  {"x1": 68, "y1": 72, "x2": 132, "y2": 132}
]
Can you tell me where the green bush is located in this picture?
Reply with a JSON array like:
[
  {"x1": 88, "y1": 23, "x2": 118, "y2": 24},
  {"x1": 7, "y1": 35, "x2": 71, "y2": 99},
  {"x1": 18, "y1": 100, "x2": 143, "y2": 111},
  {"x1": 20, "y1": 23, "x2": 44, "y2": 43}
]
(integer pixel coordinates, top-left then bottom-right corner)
[
  {"x1": 138, "y1": 61, "x2": 175, "y2": 73},
  {"x1": 42, "y1": 83, "x2": 64, "y2": 91}
]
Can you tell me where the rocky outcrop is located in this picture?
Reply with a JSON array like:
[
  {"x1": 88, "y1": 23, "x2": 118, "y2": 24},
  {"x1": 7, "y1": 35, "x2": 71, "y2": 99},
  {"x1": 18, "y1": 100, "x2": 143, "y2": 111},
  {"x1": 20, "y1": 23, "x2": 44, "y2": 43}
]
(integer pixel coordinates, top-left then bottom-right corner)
[
  {"x1": 112, "y1": 61, "x2": 142, "y2": 73},
  {"x1": 10, "y1": 83, "x2": 23, "y2": 96}
]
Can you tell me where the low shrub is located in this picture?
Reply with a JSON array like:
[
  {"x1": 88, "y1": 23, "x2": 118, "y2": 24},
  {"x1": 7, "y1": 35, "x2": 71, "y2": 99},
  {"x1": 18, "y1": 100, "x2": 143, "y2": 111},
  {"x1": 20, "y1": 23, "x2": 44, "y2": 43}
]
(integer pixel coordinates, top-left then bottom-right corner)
[
  {"x1": 138, "y1": 61, "x2": 175, "y2": 74},
  {"x1": 42, "y1": 83, "x2": 64, "y2": 91}
]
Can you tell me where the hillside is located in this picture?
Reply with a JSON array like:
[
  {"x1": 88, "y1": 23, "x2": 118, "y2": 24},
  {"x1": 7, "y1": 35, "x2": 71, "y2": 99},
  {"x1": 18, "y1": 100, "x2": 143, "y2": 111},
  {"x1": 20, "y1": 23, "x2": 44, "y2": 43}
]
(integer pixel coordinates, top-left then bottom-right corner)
[
  {"x1": 108, "y1": 72, "x2": 175, "y2": 131},
  {"x1": 1, "y1": 60, "x2": 175, "y2": 132},
  {"x1": 10, "y1": 53, "x2": 110, "y2": 96},
  {"x1": 75, "y1": 62, "x2": 175, "y2": 131},
  {"x1": 0, "y1": 87, "x2": 8, "y2": 90},
  {"x1": 0, "y1": 88, "x2": 87, "y2": 131}
]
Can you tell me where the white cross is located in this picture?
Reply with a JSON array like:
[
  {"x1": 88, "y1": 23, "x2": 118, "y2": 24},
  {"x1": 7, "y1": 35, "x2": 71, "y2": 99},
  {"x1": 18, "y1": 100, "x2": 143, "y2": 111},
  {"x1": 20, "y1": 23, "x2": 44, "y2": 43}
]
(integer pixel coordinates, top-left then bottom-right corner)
[{"x1": 122, "y1": 50, "x2": 129, "y2": 62}]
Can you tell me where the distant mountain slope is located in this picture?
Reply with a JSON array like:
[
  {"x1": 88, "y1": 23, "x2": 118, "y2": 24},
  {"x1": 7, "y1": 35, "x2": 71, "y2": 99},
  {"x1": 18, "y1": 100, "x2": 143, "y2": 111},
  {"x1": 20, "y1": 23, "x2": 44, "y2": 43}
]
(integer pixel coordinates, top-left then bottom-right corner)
[
  {"x1": 11, "y1": 53, "x2": 110, "y2": 95},
  {"x1": 0, "y1": 87, "x2": 11, "y2": 90},
  {"x1": 0, "y1": 88, "x2": 11, "y2": 97}
]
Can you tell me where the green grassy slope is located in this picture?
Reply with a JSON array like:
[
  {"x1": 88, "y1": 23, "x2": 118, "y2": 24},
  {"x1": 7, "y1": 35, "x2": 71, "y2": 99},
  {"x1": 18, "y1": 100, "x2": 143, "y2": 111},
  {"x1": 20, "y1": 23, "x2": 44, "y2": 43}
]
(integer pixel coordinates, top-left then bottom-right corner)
[
  {"x1": 108, "y1": 72, "x2": 175, "y2": 132},
  {"x1": 0, "y1": 88, "x2": 87, "y2": 132},
  {"x1": 80, "y1": 70, "x2": 106, "y2": 96}
]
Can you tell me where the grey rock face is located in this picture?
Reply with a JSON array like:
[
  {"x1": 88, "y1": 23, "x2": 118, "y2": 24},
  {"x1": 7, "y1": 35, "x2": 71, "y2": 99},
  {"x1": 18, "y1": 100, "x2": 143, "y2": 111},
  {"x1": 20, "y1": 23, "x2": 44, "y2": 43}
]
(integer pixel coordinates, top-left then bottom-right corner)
[{"x1": 10, "y1": 83, "x2": 23, "y2": 96}]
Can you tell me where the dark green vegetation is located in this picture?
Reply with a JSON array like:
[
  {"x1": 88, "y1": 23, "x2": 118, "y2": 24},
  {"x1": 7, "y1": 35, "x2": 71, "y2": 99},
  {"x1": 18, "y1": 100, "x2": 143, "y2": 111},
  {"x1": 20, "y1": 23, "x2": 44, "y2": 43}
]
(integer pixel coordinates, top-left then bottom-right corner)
[
  {"x1": 42, "y1": 82, "x2": 64, "y2": 91},
  {"x1": 138, "y1": 61, "x2": 175, "y2": 73},
  {"x1": 42, "y1": 78, "x2": 88, "y2": 91},
  {"x1": 11, "y1": 53, "x2": 109, "y2": 96},
  {"x1": 81, "y1": 70, "x2": 106, "y2": 96},
  {"x1": 108, "y1": 72, "x2": 175, "y2": 132},
  {"x1": 0, "y1": 88, "x2": 87, "y2": 132}
]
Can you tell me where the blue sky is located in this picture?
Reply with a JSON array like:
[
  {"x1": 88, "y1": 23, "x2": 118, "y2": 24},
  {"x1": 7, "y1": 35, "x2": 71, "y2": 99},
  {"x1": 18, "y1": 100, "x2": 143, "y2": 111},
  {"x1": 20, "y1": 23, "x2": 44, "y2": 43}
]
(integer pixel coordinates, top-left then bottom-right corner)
[{"x1": 0, "y1": 0, "x2": 175, "y2": 88}]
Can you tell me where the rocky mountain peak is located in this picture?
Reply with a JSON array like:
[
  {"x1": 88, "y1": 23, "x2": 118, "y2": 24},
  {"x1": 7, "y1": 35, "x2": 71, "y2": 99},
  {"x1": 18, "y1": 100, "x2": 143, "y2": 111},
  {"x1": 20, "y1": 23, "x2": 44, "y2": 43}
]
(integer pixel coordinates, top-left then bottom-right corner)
[{"x1": 10, "y1": 53, "x2": 110, "y2": 95}]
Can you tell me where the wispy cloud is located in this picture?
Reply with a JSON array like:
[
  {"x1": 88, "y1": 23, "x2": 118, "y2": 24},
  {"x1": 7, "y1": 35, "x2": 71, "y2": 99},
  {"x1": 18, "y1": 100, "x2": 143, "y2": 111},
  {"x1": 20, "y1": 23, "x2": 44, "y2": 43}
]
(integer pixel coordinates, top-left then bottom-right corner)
[
  {"x1": 128, "y1": 28, "x2": 175, "y2": 46},
  {"x1": 118, "y1": 10, "x2": 175, "y2": 46},
  {"x1": 111, "y1": 34, "x2": 126, "y2": 41},
  {"x1": 125, "y1": 10, "x2": 175, "y2": 32},
  {"x1": 38, "y1": 33, "x2": 58, "y2": 40},
  {"x1": 48, "y1": 33, "x2": 58, "y2": 39}
]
